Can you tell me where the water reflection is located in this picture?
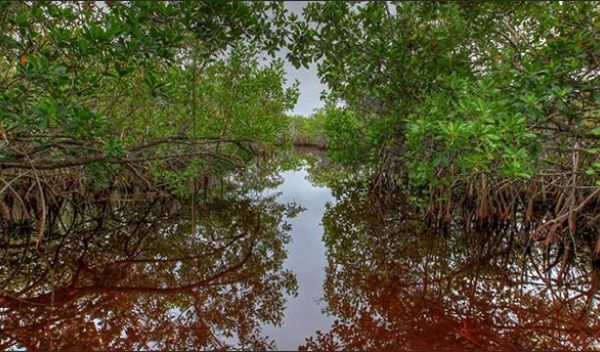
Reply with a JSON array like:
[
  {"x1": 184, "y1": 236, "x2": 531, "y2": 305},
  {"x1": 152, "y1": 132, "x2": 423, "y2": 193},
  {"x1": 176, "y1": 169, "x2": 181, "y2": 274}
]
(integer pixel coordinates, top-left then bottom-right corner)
[
  {"x1": 1, "y1": 154, "x2": 599, "y2": 350},
  {"x1": 262, "y1": 168, "x2": 334, "y2": 350},
  {"x1": 0, "y1": 169, "x2": 300, "y2": 350},
  {"x1": 301, "y1": 178, "x2": 600, "y2": 351}
]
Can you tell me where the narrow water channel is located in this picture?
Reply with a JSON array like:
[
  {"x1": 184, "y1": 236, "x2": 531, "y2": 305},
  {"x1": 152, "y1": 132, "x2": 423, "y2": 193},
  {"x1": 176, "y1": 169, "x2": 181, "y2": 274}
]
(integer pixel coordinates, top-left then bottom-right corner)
[
  {"x1": 261, "y1": 169, "x2": 334, "y2": 350},
  {"x1": 1, "y1": 156, "x2": 599, "y2": 350}
]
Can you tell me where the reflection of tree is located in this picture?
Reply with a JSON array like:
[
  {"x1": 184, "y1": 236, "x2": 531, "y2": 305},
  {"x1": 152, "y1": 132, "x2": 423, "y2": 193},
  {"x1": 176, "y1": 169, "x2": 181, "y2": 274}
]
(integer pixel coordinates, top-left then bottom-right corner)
[
  {"x1": 302, "y1": 181, "x2": 600, "y2": 351},
  {"x1": 0, "y1": 175, "x2": 300, "y2": 350}
]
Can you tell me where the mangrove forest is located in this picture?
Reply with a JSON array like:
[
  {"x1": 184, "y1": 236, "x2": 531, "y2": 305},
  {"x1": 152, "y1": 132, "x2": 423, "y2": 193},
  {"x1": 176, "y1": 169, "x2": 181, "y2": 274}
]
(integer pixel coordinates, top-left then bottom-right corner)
[{"x1": 1, "y1": 1, "x2": 600, "y2": 350}]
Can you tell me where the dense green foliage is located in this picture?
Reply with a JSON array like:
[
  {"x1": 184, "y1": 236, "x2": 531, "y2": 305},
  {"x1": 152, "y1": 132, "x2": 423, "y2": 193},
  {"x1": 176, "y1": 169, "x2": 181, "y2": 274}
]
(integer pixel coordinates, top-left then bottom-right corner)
[
  {"x1": 5, "y1": 1, "x2": 599, "y2": 198},
  {"x1": 2, "y1": 1, "x2": 600, "y2": 241},
  {"x1": 289, "y1": 2, "x2": 600, "y2": 191},
  {"x1": 286, "y1": 110, "x2": 328, "y2": 149},
  {"x1": 0, "y1": 1, "x2": 296, "y2": 190},
  {"x1": 2, "y1": 2, "x2": 600, "y2": 348}
]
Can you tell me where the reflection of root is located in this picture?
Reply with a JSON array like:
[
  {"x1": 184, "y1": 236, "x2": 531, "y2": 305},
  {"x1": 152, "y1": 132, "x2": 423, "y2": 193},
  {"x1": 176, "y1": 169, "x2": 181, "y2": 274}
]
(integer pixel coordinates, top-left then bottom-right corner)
[
  {"x1": 544, "y1": 239, "x2": 564, "y2": 272},
  {"x1": 424, "y1": 174, "x2": 600, "y2": 279},
  {"x1": 579, "y1": 266, "x2": 599, "y2": 327}
]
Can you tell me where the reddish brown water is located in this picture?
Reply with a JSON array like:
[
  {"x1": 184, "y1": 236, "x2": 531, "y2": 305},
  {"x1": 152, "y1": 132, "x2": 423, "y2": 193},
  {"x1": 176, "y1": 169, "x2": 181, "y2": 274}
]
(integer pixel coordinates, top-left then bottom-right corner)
[{"x1": 0, "y1": 162, "x2": 599, "y2": 350}]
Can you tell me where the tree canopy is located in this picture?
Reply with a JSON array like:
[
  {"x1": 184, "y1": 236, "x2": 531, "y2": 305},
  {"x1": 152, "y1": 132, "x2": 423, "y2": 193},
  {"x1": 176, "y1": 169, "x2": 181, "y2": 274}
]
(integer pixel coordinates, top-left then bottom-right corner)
[{"x1": 0, "y1": 1, "x2": 296, "y2": 189}]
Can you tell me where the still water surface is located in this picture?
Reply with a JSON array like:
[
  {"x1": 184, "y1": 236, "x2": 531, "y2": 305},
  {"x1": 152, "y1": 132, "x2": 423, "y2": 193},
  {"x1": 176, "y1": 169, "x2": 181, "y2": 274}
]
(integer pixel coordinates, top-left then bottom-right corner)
[
  {"x1": 0, "y1": 156, "x2": 599, "y2": 350},
  {"x1": 261, "y1": 169, "x2": 334, "y2": 350}
]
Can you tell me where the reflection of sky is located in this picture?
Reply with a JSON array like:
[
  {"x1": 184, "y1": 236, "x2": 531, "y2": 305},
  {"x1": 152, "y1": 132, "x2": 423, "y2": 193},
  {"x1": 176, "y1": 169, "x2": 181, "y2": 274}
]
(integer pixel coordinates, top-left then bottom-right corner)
[{"x1": 261, "y1": 169, "x2": 334, "y2": 350}]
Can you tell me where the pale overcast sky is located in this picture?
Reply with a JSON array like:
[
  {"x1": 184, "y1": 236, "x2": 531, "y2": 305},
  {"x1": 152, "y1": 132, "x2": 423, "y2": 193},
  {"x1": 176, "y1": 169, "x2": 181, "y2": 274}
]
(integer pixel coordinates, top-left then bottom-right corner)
[{"x1": 281, "y1": 1, "x2": 325, "y2": 116}]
